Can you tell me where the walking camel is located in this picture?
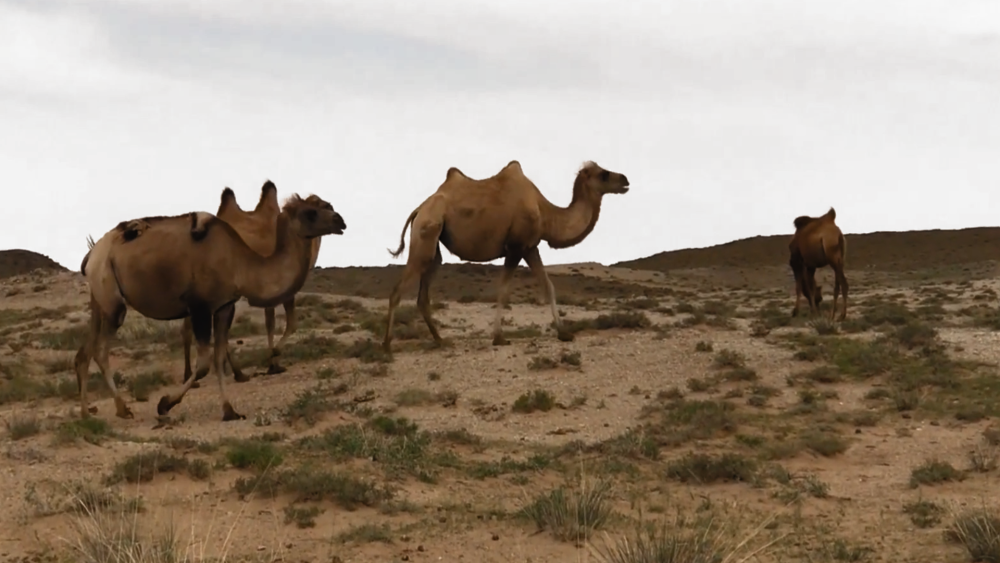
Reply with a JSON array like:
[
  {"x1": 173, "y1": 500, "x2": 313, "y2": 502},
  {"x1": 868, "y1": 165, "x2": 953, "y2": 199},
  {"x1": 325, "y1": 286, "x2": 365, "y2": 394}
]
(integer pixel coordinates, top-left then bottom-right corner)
[
  {"x1": 788, "y1": 207, "x2": 848, "y2": 321},
  {"x1": 180, "y1": 182, "x2": 324, "y2": 384},
  {"x1": 382, "y1": 160, "x2": 630, "y2": 352},
  {"x1": 74, "y1": 188, "x2": 346, "y2": 421}
]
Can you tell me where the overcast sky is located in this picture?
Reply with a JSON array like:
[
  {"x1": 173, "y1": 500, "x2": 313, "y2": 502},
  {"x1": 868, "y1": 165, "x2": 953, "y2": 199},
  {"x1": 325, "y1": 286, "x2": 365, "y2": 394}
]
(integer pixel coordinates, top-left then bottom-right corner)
[{"x1": 1, "y1": 0, "x2": 998, "y2": 271}]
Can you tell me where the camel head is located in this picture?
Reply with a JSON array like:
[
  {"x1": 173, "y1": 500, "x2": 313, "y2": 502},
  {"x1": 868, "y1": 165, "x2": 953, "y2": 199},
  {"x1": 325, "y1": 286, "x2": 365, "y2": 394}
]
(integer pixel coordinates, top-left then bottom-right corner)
[
  {"x1": 576, "y1": 161, "x2": 630, "y2": 196},
  {"x1": 282, "y1": 194, "x2": 346, "y2": 238}
]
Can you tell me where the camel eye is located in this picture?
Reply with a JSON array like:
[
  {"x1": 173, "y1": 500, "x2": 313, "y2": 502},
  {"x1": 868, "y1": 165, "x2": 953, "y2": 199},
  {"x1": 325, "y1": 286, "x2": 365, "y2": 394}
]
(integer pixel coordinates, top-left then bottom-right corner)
[
  {"x1": 304, "y1": 209, "x2": 318, "y2": 222},
  {"x1": 600, "y1": 170, "x2": 610, "y2": 181}
]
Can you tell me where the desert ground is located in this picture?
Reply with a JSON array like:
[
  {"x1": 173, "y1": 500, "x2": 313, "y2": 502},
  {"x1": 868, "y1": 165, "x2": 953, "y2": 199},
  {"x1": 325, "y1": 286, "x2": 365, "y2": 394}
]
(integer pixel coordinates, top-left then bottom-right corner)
[{"x1": 3, "y1": 228, "x2": 1000, "y2": 563}]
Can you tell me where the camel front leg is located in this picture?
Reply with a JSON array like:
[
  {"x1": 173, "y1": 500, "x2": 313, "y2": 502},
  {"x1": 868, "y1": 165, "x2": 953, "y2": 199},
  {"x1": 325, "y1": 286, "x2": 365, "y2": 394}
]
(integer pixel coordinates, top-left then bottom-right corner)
[
  {"x1": 220, "y1": 307, "x2": 250, "y2": 383},
  {"x1": 492, "y1": 252, "x2": 523, "y2": 346},
  {"x1": 158, "y1": 303, "x2": 213, "y2": 417},
  {"x1": 213, "y1": 303, "x2": 245, "y2": 421},
  {"x1": 265, "y1": 300, "x2": 292, "y2": 375},
  {"x1": 416, "y1": 245, "x2": 444, "y2": 347},
  {"x1": 181, "y1": 317, "x2": 195, "y2": 384},
  {"x1": 523, "y1": 248, "x2": 572, "y2": 342},
  {"x1": 802, "y1": 266, "x2": 819, "y2": 316},
  {"x1": 791, "y1": 270, "x2": 804, "y2": 318}
]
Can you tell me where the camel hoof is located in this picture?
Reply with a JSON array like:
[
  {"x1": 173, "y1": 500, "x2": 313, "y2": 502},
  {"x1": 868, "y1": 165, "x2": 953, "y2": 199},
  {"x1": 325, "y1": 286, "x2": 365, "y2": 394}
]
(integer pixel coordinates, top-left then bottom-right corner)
[
  {"x1": 194, "y1": 368, "x2": 209, "y2": 382},
  {"x1": 556, "y1": 330, "x2": 575, "y2": 343},
  {"x1": 116, "y1": 406, "x2": 134, "y2": 420},
  {"x1": 222, "y1": 402, "x2": 245, "y2": 422},
  {"x1": 266, "y1": 363, "x2": 287, "y2": 376},
  {"x1": 157, "y1": 395, "x2": 180, "y2": 416},
  {"x1": 87, "y1": 406, "x2": 98, "y2": 414},
  {"x1": 492, "y1": 335, "x2": 509, "y2": 346},
  {"x1": 234, "y1": 371, "x2": 253, "y2": 382}
]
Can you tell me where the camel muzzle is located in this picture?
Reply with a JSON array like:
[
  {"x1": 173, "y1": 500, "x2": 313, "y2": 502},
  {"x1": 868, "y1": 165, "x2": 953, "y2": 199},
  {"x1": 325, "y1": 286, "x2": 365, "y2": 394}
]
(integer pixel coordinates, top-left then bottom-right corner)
[{"x1": 331, "y1": 214, "x2": 347, "y2": 235}]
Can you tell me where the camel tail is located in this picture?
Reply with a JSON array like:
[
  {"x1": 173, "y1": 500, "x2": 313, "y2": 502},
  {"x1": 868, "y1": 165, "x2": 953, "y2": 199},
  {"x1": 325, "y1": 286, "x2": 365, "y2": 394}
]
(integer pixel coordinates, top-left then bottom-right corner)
[{"x1": 388, "y1": 207, "x2": 420, "y2": 259}]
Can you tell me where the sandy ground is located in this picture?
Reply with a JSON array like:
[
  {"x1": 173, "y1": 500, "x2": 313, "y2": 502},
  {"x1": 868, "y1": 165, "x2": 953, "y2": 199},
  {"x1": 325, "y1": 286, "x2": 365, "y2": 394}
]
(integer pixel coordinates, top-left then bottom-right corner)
[{"x1": 1, "y1": 265, "x2": 999, "y2": 563}]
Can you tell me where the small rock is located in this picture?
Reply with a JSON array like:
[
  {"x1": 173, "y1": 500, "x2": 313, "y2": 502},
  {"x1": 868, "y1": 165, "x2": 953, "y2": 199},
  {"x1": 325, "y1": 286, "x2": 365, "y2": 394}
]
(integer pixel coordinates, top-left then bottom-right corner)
[{"x1": 492, "y1": 533, "x2": 500, "y2": 541}]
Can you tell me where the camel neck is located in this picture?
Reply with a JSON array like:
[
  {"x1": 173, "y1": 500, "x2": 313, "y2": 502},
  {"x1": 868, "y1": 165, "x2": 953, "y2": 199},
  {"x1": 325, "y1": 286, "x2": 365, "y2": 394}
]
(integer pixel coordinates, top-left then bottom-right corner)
[
  {"x1": 235, "y1": 213, "x2": 312, "y2": 307},
  {"x1": 542, "y1": 177, "x2": 603, "y2": 250}
]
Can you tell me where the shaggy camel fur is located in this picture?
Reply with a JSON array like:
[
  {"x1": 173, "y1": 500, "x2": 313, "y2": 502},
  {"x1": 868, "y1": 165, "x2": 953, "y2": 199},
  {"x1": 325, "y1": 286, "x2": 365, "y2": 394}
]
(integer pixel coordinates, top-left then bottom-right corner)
[
  {"x1": 382, "y1": 160, "x2": 630, "y2": 352},
  {"x1": 180, "y1": 182, "x2": 324, "y2": 383},
  {"x1": 789, "y1": 207, "x2": 848, "y2": 321},
  {"x1": 74, "y1": 188, "x2": 345, "y2": 421}
]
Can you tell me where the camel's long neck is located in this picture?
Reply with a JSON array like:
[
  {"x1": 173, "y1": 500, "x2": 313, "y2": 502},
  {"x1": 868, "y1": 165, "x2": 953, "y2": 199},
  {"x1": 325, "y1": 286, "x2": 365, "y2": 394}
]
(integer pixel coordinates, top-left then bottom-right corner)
[
  {"x1": 235, "y1": 213, "x2": 312, "y2": 306},
  {"x1": 541, "y1": 177, "x2": 602, "y2": 250}
]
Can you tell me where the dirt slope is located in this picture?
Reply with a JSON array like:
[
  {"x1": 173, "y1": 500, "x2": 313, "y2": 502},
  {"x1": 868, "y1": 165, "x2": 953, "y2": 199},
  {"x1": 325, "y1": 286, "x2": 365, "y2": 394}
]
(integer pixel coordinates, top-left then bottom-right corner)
[
  {"x1": 0, "y1": 250, "x2": 68, "y2": 280},
  {"x1": 614, "y1": 227, "x2": 1000, "y2": 272}
]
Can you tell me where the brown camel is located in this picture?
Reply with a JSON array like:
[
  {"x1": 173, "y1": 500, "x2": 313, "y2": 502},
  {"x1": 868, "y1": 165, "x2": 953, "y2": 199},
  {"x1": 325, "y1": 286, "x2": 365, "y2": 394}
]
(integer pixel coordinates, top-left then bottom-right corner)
[
  {"x1": 789, "y1": 207, "x2": 848, "y2": 321},
  {"x1": 180, "y1": 182, "x2": 324, "y2": 383},
  {"x1": 74, "y1": 188, "x2": 346, "y2": 421},
  {"x1": 382, "y1": 160, "x2": 630, "y2": 352}
]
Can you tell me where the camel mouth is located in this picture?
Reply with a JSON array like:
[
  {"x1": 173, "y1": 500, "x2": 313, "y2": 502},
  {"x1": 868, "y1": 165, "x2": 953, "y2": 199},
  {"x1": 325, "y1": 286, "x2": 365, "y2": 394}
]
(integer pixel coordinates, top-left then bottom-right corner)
[{"x1": 331, "y1": 227, "x2": 345, "y2": 235}]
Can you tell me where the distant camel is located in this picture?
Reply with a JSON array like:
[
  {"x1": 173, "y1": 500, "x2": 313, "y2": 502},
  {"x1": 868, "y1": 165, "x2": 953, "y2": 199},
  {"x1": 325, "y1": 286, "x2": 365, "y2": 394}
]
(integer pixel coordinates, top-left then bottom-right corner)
[
  {"x1": 789, "y1": 207, "x2": 848, "y2": 321},
  {"x1": 74, "y1": 189, "x2": 345, "y2": 421},
  {"x1": 180, "y1": 182, "x2": 324, "y2": 383},
  {"x1": 382, "y1": 160, "x2": 630, "y2": 352}
]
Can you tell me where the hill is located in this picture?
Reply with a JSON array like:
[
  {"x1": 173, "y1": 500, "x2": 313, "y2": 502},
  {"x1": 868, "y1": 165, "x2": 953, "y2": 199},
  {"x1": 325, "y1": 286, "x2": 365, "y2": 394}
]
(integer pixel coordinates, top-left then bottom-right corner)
[
  {"x1": 614, "y1": 227, "x2": 1000, "y2": 273},
  {"x1": 0, "y1": 249, "x2": 68, "y2": 280}
]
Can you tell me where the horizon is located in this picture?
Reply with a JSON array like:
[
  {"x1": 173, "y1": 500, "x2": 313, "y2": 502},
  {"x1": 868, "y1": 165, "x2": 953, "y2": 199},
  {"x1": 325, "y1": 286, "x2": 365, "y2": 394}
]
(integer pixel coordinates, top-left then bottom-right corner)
[
  {"x1": 2, "y1": 1, "x2": 998, "y2": 272},
  {"x1": 7, "y1": 220, "x2": 999, "y2": 273}
]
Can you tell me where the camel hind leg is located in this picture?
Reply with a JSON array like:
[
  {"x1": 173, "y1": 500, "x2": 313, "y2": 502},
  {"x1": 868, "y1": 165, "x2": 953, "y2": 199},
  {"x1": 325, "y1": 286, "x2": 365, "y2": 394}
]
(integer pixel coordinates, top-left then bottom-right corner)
[
  {"x1": 832, "y1": 263, "x2": 849, "y2": 322},
  {"x1": 416, "y1": 245, "x2": 444, "y2": 347},
  {"x1": 74, "y1": 297, "x2": 103, "y2": 418},
  {"x1": 383, "y1": 203, "x2": 445, "y2": 353},
  {"x1": 77, "y1": 296, "x2": 132, "y2": 419},
  {"x1": 524, "y1": 247, "x2": 572, "y2": 342}
]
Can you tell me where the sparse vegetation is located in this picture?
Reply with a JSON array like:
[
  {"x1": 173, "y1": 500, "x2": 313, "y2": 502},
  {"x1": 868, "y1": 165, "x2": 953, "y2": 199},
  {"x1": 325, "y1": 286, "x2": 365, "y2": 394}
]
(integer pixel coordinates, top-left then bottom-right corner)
[
  {"x1": 3, "y1": 243, "x2": 1000, "y2": 561},
  {"x1": 520, "y1": 479, "x2": 614, "y2": 542}
]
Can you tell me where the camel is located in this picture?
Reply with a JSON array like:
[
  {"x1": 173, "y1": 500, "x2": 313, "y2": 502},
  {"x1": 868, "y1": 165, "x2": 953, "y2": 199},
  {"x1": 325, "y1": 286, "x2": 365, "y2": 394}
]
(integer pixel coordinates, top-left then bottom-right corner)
[
  {"x1": 179, "y1": 182, "x2": 324, "y2": 384},
  {"x1": 382, "y1": 160, "x2": 630, "y2": 352},
  {"x1": 73, "y1": 187, "x2": 346, "y2": 421},
  {"x1": 789, "y1": 207, "x2": 848, "y2": 321}
]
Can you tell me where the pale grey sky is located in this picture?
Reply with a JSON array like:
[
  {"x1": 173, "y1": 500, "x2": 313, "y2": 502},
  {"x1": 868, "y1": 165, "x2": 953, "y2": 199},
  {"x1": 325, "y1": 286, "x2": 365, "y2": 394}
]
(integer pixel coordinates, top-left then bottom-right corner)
[{"x1": 1, "y1": 0, "x2": 998, "y2": 270}]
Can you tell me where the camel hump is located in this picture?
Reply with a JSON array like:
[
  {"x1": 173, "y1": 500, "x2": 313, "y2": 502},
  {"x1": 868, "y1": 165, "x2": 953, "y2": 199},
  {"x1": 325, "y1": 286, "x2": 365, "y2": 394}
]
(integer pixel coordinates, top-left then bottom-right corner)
[
  {"x1": 219, "y1": 187, "x2": 237, "y2": 210},
  {"x1": 793, "y1": 215, "x2": 814, "y2": 230},
  {"x1": 502, "y1": 160, "x2": 522, "y2": 174},
  {"x1": 446, "y1": 167, "x2": 466, "y2": 180},
  {"x1": 189, "y1": 211, "x2": 216, "y2": 242},
  {"x1": 825, "y1": 207, "x2": 836, "y2": 221}
]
